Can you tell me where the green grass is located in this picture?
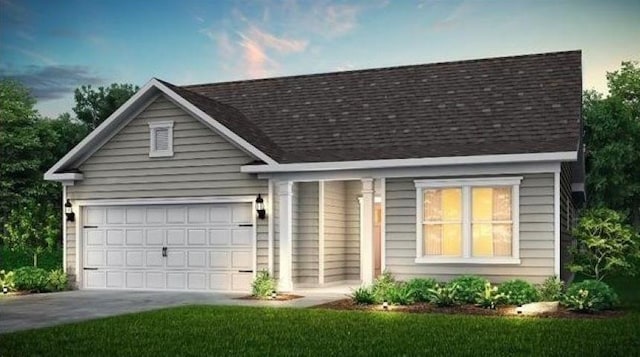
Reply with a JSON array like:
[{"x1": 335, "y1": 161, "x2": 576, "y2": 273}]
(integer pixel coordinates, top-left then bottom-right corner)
[
  {"x1": 0, "y1": 246, "x2": 62, "y2": 271},
  {"x1": 1, "y1": 276, "x2": 639, "y2": 357}
]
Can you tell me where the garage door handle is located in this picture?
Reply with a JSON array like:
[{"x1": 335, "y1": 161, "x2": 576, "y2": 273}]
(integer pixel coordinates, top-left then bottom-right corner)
[
  {"x1": 83, "y1": 225, "x2": 98, "y2": 229},
  {"x1": 238, "y1": 224, "x2": 253, "y2": 227},
  {"x1": 238, "y1": 270, "x2": 253, "y2": 273},
  {"x1": 83, "y1": 267, "x2": 98, "y2": 271},
  {"x1": 162, "y1": 247, "x2": 167, "y2": 257}
]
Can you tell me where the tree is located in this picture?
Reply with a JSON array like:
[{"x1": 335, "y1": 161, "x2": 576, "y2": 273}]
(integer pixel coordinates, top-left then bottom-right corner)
[
  {"x1": 569, "y1": 208, "x2": 640, "y2": 281},
  {"x1": 583, "y1": 61, "x2": 640, "y2": 227},
  {"x1": 73, "y1": 83, "x2": 139, "y2": 129},
  {"x1": 2, "y1": 201, "x2": 59, "y2": 267}
]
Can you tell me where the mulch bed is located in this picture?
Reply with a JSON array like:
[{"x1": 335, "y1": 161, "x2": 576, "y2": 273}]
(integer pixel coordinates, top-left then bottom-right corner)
[
  {"x1": 237, "y1": 294, "x2": 304, "y2": 301},
  {"x1": 314, "y1": 298, "x2": 625, "y2": 319}
]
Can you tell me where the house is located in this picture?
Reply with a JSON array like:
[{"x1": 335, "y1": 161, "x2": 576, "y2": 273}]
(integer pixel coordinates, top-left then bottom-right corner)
[{"x1": 45, "y1": 50, "x2": 585, "y2": 293}]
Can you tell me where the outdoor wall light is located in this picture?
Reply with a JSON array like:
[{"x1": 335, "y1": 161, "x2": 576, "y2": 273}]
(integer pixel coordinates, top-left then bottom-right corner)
[
  {"x1": 64, "y1": 199, "x2": 75, "y2": 222},
  {"x1": 256, "y1": 194, "x2": 266, "y2": 219}
]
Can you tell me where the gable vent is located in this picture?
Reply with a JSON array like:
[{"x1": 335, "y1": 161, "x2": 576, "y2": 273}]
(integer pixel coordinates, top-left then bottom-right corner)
[
  {"x1": 148, "y1": 121, "x2": 174, "y2": 157},
  {"x1": 154, "y1": 128, "x2": 170, "y2": 151}
]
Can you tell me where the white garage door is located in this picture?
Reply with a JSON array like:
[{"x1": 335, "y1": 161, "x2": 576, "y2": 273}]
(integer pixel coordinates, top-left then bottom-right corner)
[{"x1": 81, "y1": 203, "x2": 254, "y2": 292}]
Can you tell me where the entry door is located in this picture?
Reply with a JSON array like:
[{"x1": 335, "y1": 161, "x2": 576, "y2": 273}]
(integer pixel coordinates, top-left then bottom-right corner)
[{"x1": 82, "y1": 203, "x2": 254, "y2": 292}]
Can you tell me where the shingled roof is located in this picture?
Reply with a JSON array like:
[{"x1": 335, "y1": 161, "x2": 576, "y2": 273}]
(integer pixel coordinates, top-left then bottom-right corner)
[{"x1": 175, "y1": 50, "x2": 582, "y2": 164}]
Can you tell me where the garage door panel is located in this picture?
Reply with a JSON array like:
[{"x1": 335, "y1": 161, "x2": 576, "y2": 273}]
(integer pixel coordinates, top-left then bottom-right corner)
[
  {"x1": 126, "y1": 251, "x2": 144, "y2": 267},
  {"x1": 86, "y1": 250, "x2": 104, "y2": 267},
  {"x1": 167, "y1": 250, "x2": 185, "y2": 268},
  {"x1": 126, "y1": 272, "x2": 144, "y2": 288},
  {"x1": 106, "y1": 250, "x2": 124, "y2": 267},
  {"x1": 209, "y1": 229, "x2": 230, "y2": 245},
  {"x1": 146, "y1": 272, "x2": 165, "y2": 288},
  {"x1": 209, "y1": 251, "x2": 230, "y2": 268},
  {"x1": 126, "y1": 230, "x2": 143, "y2": 245},
  {"x1": 106, "y1": 230, "x2": 124, "y2": 246},
  {"x1": 232, "y1": 229, "x2": 252, "y2": 246},
  {"x1": 106, "y1": 271, "x2": 124, "y2": 288},
  {"x1": 146, "y1": 229, "x2": 164, "y2": 245},
  {"x1": 167, "y1": 272, "x2": 186, "y2": 289},
  {"x1": 231, "y1": 251, "x2": 252, "y2": 269},
  {"x1": 83, "y1": 202, "x2": 254, "y2": 292},
  {"x1": 188, "y1": 251, "x2": 206, "y2": 267},
  {"x1": 86, "y1": 230, "x2": 104, "y2": 246},
  {"x1": 209, "y1": 273, "x2": 230, "y2": 291},
  {"x1": 188, "y1": 273, "x2": 206, "y2": 290},
  {"x1": 106, "y1": 208, "x2": 125, "y2": 224},
  {"x1": 167, "y1": 229, "x2": 185, "y2": 246}
]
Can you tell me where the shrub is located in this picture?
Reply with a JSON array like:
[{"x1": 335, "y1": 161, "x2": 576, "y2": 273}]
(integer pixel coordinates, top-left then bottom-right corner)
[
  {"x1": 351, "y1": 286, "x2": 376, "y2": 305},
  {"x1": 1, "y1": 269, "x2": 15, "y2": 291},
  {"x1": 13, "y1": 267, "x2": 49, "y2": 292},
  {"x1": 428, "y1": 283, "x2": 461, "y2": 307},
  {"x1": 251, "y1": 270, "x2": 276, "y2": 298},
  {"x1": 372, "y1": 271, "x2": 398, "y2": 303},
  {"x1": 46, "y1": 269, "x2": 68, "y2": 292},
  {"x1": 537, "y1": 276, "x2": 565, "y2": 301},
  {"x1": 388, "y1": 282, "x2": 415, "y2": 305},
  {"x1": 569, "y1": 208, "x2": 640, "y2": 281},
  {"x1": 450, "y1": 275, "x2": 489, "y2": 304},
  {"x1": 475, "y1": 282, "x2": 506, "y2": 309},
  {"x1": 405, "y1": 278, "x2": 437, "y2": 302},
  {"x1": 564, "y1": 280, "x2": 619, "y2": 312},
  {"x1": 498, "y1": 279, "x2": 539, "y2": 305}
]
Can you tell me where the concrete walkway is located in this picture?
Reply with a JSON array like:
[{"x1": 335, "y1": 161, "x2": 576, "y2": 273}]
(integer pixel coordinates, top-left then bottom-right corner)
[{"x1": 0, "y1": 289, "x2": 348, "y2": 334}]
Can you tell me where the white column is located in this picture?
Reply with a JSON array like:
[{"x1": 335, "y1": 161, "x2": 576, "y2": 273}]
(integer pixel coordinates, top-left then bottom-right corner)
[
  {"x1": 278, "y1": 181, "x2": 294, "y2": 292},
  {"x1": 360, "y1": 178, "x2": 375, "y2": 285}
]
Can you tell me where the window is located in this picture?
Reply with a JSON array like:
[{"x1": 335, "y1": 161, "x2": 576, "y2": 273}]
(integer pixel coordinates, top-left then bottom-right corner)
[
  {"x1": 149, "y1": 121, "x2": 174, "y2": 157},
  {"x1": 415, "y1": 177, "x2": 522, "y2": 264}
]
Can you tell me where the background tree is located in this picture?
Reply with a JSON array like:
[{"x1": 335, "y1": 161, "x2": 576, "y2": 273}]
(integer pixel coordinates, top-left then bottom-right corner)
[
  {"x1": 583, "y1": 61, "x2": 640, "y2": 228},
  {"x1": 2, "y1": 201, "x2": 59, "y2": 267},
  {"x1": 73, "y1": 83, "x2": 139, "y2": 129},
  {"x1": 569, "y1": 208, "x2": 640, "y2": 281}
]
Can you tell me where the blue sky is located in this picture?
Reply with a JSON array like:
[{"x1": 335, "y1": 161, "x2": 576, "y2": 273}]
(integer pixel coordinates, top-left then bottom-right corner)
[{"x1": 1, "y1": 0, "x2": 639, "y2": 117}]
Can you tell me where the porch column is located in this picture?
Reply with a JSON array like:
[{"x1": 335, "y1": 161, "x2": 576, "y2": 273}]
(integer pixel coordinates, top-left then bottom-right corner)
[
  {"x1": 360, "y1": 178, "x2": 375, "y2": 285},
  {"x1": 278, "y1": 181, "x2": 294, "y2": 292}
]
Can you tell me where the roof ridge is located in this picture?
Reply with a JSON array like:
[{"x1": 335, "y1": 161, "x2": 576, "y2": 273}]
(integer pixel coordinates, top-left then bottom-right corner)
[{"x1": 182, "y1": 50, "x2": 581, "y2": 88}]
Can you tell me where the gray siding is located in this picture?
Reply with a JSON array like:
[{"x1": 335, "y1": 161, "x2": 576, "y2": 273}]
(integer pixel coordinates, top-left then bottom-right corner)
[
  {"x1": 345, "y1": 181, "x2": 361, "y2": 280},
  {"x1": 65, "y1": 95, "x2": 268, "y2": 283},
  {"x1": 385, "y1": 173, "x2": 556, "y2": 284},
  {"x1": 323, "y1": 181, "x2": 347, "y2": 283},
  {"x1": 560, "y1": 163, "x2": 575, "y2": 282},
  {"x1": 293, "y1": 182, "x2": 319, "y2": 284}
]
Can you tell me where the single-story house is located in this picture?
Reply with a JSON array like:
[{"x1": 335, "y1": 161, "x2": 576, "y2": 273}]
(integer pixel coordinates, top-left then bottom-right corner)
[{"x1": 45, "y1": 50, "x2": 585, "y2": 293}]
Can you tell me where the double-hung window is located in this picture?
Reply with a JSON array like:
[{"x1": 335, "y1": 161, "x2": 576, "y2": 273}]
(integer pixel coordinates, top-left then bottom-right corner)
[{"x1": 415, "y1": 177, "x2": 521, "y2": 264}]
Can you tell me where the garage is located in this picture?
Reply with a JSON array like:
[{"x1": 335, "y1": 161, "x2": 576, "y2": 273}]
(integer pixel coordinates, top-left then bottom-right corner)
[{"x1": 80, "y1": 202, "x2": 254, "y2": 292}]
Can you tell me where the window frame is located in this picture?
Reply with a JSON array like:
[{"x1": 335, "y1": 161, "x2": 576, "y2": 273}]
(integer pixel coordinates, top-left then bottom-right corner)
[
  {"x1": 414, "y1": 177, "x2": 522, "y2": 265},
  {"x1": 148, "y1": 121, "x2": 174, "y2": 158}
]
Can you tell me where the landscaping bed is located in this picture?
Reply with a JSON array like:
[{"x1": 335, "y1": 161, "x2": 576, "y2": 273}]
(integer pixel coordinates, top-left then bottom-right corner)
[{"x1": 315, "y1": 298, "x2": 625, "y2": 319}]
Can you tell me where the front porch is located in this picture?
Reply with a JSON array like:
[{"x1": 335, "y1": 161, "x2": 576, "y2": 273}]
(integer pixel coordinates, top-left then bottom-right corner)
[{"x1": 273, "y1": 178, "x2": 384, "y2": 292}]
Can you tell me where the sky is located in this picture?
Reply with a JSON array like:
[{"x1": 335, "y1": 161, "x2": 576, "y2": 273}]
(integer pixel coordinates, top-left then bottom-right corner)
[{"x1": 1, "y1": 0, "x2": 639, "y2": 118}]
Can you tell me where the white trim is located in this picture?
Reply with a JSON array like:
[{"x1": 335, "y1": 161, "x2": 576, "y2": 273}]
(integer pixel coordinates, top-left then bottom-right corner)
[
  {"x1": 554, "y1": 170, "x2": 561, "y2": 276},
  {"x1": 360, "y1": 178, "x2": 375, "y2": 285},
  {"x1": 153, "y1": 80, "x2": 277, "y2": 165},
  {"x1": 380, "y1": 178, "x2": 386, "y2": 273},
  {"x1": 44, "y1": 173, "x2": 84, "y2": 181},
  {"x1": 414, "y1": 257, "x2": 521, "y2": 265},
  {"x1": 148, "y1": 120, "x2": 174, "y2": 158},
  {"x1": 242, "y1": 152, "x2": 577, "y2": 174},
  {"x1": 45, "y1": 78, "x2": 278, "y2": 183},
  {"x1": 267, "y1": 179, "x2": 274, "y2": 275},
  {"x1": 251, "y1": 198, "x2": 258, "y2": 281},
  {"x1": 318, "y1": 181, "x2": 325, "y2": 285},
  {"x1": 75, "y1": 195, "x2": 257, "y2": 290},
  {"x1": 414, "y1": 176, "x2": 522, "y2": 263},
  {"x1": 62, "y1": 186, "x2": 67, "y2": 273},
  {"x1": 256, "y1": 162, "x2": 561, "y2": 182}
]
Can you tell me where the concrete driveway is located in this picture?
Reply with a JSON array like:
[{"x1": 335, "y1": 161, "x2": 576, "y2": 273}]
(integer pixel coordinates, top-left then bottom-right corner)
[{"x1": 0, "y1": 289, "x2": 345, "y2": 334}]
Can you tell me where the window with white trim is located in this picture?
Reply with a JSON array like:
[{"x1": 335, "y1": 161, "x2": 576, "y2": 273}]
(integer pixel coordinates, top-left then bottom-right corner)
[
  {"x1": 148, "y1": 121, "x2": 174, "y2": 157},
  {"x1": 415, "y1": 177, "x2": 522, "y2": 264}
]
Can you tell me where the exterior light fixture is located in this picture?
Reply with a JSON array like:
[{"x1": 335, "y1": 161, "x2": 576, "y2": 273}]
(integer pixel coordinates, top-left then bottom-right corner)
[
  {"x1": 64, "y1": 199, "x2": 75, "y2": 222},
  {"x1": 382, "y1": 300, "x2": 389, "y2": 310},
  {"x1": 256, "y1": 194, "x2": 266, "y2": 219},
  {"x1": 271, "y1": 290, "x2": 277, "y2": 299}
]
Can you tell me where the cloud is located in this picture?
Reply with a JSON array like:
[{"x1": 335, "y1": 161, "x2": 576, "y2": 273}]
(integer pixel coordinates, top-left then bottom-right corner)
[
  {"x1": 3, "y1": 45, "x2": 56, "y2": 65},
  {"x1": 432, "y1": 1, "x2": 475, "y2": 32},
  {"x1": 0, "y1": 65, "x2": 103, "y2": 100}
]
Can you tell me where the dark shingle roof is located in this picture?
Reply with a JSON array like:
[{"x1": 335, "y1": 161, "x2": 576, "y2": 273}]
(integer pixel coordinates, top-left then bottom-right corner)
[{"x1": 176, "y1": 50, "x2": 582, "y2": 164}]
